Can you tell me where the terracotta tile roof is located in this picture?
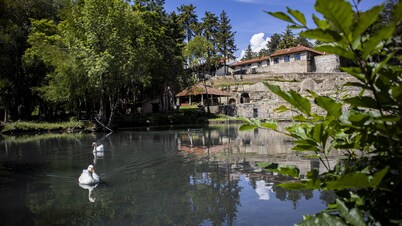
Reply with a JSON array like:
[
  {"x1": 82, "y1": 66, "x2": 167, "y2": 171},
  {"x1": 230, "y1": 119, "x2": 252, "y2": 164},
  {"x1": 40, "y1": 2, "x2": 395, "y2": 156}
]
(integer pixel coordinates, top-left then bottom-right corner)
[
  {"x1": 231, "y1": 56, "x2": 270, "y2": 67},
  {"x1": 270, "y1": 44, "x2": 324, "y2": 57},
  {"x1": 176, "y1": 83, "x2": 231, "y2": 97}
]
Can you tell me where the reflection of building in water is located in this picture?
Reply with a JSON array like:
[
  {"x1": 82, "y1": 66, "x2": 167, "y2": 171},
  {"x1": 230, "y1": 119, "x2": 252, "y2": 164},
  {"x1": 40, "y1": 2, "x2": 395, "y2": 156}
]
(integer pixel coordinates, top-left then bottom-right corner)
[{"x1": 176, "y1": 125, "x2": 338, "y2": 177}]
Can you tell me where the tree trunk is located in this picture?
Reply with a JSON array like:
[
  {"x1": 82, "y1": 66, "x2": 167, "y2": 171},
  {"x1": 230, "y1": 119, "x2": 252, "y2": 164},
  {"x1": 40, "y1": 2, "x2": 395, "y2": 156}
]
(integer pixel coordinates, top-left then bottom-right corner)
[
  {"x1": 98, "y1": 87, "x2": 108, "y2": 126},
  {"x1": 107, "y1": 94, "x2": 115, "y2": 129}
]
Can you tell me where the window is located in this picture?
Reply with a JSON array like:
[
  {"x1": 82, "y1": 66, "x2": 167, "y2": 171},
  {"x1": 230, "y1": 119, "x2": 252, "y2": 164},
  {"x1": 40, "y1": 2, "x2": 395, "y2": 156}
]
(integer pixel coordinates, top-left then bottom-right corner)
[
  {"x1": 284, "y1": 55, "x2": 290, "y2": 62},
  {"x1": 294, "y1": 53, "x2": 301, "y2": 61},
  {"x1": 273, "y1": 58, "x2": 279, "y2": 64}
]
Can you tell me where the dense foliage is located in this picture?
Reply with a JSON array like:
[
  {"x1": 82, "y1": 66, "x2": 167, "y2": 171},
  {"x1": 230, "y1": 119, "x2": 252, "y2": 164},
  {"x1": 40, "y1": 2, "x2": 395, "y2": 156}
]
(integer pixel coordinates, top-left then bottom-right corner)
[
  {"x1": 241, "y1": 0, "x2": 402, "y2": 225},
  {"x1": 0, "y1": 0, "x2": 236, "y2": 127}
]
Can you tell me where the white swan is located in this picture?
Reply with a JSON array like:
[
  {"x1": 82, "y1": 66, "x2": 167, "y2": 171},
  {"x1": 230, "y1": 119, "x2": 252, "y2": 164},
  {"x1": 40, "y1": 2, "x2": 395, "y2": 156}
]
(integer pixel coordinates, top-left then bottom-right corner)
[
  {"x1": 78, "y1": 165, "x2": 100, "y2": 185},
  {"x1": 92, "y1": 142, "x2": 104, "y2": 152}
]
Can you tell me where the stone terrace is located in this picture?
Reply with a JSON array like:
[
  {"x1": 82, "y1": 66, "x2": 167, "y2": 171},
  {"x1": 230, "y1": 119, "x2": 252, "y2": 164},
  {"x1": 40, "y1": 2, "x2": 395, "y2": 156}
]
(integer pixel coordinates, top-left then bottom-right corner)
[{"x1": 209, "y1": 72, "x2": 360, "y2": 120}]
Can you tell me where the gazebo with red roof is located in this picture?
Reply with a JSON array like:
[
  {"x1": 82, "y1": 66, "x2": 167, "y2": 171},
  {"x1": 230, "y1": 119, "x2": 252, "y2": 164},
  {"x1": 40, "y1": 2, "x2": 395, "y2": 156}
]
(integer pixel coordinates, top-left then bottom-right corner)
[{"x1": 175, "y1": 83, "x2": 230, "y2": 108}]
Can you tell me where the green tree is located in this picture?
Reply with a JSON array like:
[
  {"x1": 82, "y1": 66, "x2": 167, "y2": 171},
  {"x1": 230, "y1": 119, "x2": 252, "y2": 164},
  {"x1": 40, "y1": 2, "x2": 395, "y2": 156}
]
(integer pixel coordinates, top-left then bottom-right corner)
[
  {"x1": 296, "y1": 35, "x2": 312, "y2": 47},
  {"x1": 241, "y1": 44, "x2": 256, "y2": 61},
  {"x1": 0, "y1": 0, "x2": 64, "y2": 120},
  {"x1": 177, "y1": 4, "x2": 198, "y2": 43},
  {"x1": 200, "y1": 11, "x2": 219, "y2": 75},
  {"x1": 258, "y1": 48, "x2": 270, "y2": 57},
  {"x1": 183, "y1": 35, "x2": 212, "y2": 70},
  {"x1": 134, "y1": 0, "x2": 187, "y2": 112},
  {"x1": 266, "y1": 33, "x2": 281, "y2": 54},
  {"x1": 277, "y1": 26, "x2": 297, "y2": 49},
  {"x1": 216, "y1": 10, "x2": 237, "y2": 75},
  {"x1": 242, "y1": 0, "x2": 402, "y2": 225}
]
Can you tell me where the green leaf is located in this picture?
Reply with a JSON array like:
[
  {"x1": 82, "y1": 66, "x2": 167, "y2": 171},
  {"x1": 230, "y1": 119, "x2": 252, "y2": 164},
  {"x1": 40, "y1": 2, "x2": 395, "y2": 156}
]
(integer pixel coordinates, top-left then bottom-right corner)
[
  {"x1": 301, "y1": 29, "x2": 342, "y2": 43},
  {"x1": 391, "y1": 85, "x2": 402, "y2": 101},
  {"x1": 261, "y1": 122, "x2": 278, "y2": 130},
  {"x1": 277, "y1": 165, "x2": 300, "y2": 178},
  {"x1": 278, "y1": 182, "x2": 308, "y2": 190},
  {"x1": 288, "y1": 25, "x2": 306, "y2": 29},
  {"x1": 289, "y1": 90, "x2": 312, "y2": 115},
  {"x1": 239, "y1": 117, "x2": 253, "y2": 124},
  {"x1": 336, "y1": 199, "x2": 365, "y2": 226},
  {"x1": 287, "y1": 7, "x2": 306, "y2": 26},
  {"x1": 352, "y1": 5, "x2": 383, "y2": 40},
  {"x1": 326, "y1": 168, "x2": 388, "y2": 190},
  {"x1": 293, "y1": 115, "x2": 308, "y2": 122},
  {"x1": 266, "y1": 11, "x2": 295, "y2": 24},
  {"x1": 372, "y1": 52, "x2": 396, "y2": 79},
  {"x1": 296, "y1": 213, "x2": 348, "y2": 226},
  {"x1": 315, "y1": 96, "x2": 342, "y2": 117},
  {"x1": 315, "y1": 0, "x2": 354, "y2": 40},
  {"x1": 275, "y1": 105, "x2": 289, "y2": 113},
  {"x1": 315, "y1": 45, "x2": 356, "y2": 60},
  {"x1": 340, "y1": 67, "x2": 365, "y2": 82},
  {"x1": 362, "y1": 25, "x2": 395, "y2": 59},
  {"x1": 257, "y1": 162, "x2": 279, "y2": 169},
  {"x1": 251, "y1": 119, "x2": 261, "y2": 127},
  {"x1": 312, "y1": 123, "x2": 323, "y2": 143},
  {"x1": 370, "y1": 166, "x2": 389, "y2": 187},
  {"x1": 306, "y1": 169, "x2": 319, "y2": 179},
  {"x1": 344, "y1": 82, "x2": 370, "y2": 90},
  {"x1": 239, "y1": 124, "x2": 257, "y2": 131},
  {"x1": 312, "y1": 14, "x2": 330, "y2": 30},
  {"x1": 265, "y1": 83, "x2": 311, "y2": 115},
  {"x1": 344, "y1": 96, "x2": 378, "y2": 109}
]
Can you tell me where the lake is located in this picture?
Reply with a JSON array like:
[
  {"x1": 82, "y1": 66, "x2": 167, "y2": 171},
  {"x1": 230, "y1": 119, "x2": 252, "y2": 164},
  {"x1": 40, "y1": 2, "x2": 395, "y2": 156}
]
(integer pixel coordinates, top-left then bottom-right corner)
[{"x1": 0, "y1": 124, "x2": 336, "y2": 225}]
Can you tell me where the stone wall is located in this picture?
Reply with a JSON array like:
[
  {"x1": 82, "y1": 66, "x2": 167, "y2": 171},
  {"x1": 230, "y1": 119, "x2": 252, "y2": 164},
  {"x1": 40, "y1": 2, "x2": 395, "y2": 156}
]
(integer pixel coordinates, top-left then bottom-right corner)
[
  {"x1": 256, "y1": 60, "x2": 308, "y2": 73},
  {"x1": 210, "y1": 72, "x2": 360, "y2": 120},
  {"x1": 314, "y1": 54, "x2": 340, "y2": 72}
]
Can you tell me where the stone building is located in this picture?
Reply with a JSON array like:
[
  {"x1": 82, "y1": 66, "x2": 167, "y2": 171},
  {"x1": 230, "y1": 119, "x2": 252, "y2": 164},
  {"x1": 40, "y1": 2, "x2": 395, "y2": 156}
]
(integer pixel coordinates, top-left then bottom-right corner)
[{"x1": 231, "y1": 45, "x2": 341, "y2": 74}]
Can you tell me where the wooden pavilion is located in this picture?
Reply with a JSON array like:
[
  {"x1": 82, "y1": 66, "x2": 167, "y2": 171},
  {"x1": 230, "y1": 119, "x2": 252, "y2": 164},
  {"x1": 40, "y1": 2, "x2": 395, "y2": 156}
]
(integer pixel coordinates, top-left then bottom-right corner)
[{"x1": 175, "y1": 83, "x2": 230, "y2": 107}]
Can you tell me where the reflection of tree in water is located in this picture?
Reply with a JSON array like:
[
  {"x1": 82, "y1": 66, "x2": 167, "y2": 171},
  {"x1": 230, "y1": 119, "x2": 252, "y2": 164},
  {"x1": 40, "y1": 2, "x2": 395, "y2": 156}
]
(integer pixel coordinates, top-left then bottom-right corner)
[
  {"x1": 272, "y1": 186, "x2": 335, "y2": 209},
  {"x1": 188, "y1": 162, "x2": 241, "y2": 225},
  {"x1": 20, "y1": 131, "x2": 241, "y2": 226},
  {"x1": 320, "y1": 190, "x2": 337, "y2": 206}
]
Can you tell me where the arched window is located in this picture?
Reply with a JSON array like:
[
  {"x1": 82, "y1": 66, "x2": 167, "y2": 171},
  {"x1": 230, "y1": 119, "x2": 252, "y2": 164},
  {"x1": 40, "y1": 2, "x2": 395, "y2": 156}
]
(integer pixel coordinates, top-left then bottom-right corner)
[{"x1": 240, "y1": 93, "x2": 250, "y2": 103}]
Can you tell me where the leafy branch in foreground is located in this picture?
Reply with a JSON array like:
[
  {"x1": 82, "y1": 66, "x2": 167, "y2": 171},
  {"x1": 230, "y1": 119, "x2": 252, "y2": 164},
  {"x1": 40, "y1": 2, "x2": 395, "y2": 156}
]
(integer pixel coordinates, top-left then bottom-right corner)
[{"x1": 242, "y1": 0, "x2": 402, "y2": 225}]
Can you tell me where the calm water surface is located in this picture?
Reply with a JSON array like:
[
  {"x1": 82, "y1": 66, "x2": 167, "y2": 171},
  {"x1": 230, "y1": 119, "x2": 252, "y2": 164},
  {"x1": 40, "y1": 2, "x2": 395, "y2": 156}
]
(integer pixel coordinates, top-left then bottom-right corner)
[{"x1": 0, "y1": 125, "x2": 335, "y2": 226}]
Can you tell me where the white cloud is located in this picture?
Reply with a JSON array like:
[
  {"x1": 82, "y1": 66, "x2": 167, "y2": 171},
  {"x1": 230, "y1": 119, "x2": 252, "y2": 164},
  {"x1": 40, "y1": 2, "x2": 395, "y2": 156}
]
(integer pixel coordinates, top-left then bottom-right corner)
[
  {"x1": 250, "y1": 33, "x2": 269, "y2": 53},
  {"x1": 238, "y1": 33, "x2": 271, "y2": 60}
]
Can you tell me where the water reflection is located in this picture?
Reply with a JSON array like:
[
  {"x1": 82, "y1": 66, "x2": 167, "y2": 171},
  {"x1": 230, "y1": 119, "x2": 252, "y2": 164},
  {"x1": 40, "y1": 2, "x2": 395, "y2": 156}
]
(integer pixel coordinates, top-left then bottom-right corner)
[
  {"x1": 79, "y1": 183, "x2": 98, "y2": 202},
  {"x1": 0, "y1": 125, "x2": 336, "y2": 225},
  {"x1": 177, "y1": 125, "x2": 337, "y2": 178}
]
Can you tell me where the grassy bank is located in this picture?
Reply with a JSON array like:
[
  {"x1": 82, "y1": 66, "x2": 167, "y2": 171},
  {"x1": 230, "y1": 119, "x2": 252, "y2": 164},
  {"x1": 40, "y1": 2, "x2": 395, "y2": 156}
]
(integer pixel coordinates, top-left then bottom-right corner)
[
  {"x1": 1, "y1": 111, "x2": 244, "y2": 134},
  {"x1": 1, "y1": 121, "x2": 91, "y2": 134}
]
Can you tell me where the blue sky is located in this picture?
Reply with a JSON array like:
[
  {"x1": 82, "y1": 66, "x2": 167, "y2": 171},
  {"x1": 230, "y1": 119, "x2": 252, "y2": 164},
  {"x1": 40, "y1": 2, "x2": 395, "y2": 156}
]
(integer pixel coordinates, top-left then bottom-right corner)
[{"x1": 164, "y1": 0, "x2": 386, "y2": 59}]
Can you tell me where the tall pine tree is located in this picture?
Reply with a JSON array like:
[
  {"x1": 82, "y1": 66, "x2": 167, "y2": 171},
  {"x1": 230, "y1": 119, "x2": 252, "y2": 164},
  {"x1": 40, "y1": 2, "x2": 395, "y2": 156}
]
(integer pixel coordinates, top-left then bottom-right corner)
[
  {"x1": 201, "y1": 11, "x2": 219, "y2": 75},
  {"x1": 216, "y1": 10, "x2": 236, "y2": 75},
  {"x1": 267, "y1": 33, "x2": 281, "y2": 54},
  {"x1": 177, "y1": 4, "x2": 198, "y2": 43},
  {"x1": 241, "y1": 44, "x2": 256, "y2": 61}
]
